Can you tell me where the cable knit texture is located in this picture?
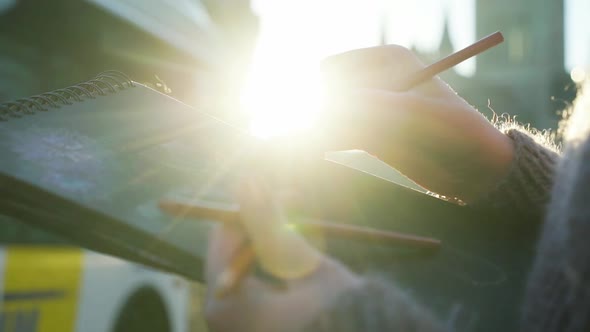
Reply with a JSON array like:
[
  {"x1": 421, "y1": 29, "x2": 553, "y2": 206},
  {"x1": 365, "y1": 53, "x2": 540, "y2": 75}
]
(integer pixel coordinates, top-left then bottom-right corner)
[
  {"x1": 520, "y1": 125, "x2": 590, "y2": 330},
  {"x1": 302, "y1": 128, "x2": 560, "y2": 332},
  {"x1": 474, "y1": 129, "x2": 559, "y2": 222}
]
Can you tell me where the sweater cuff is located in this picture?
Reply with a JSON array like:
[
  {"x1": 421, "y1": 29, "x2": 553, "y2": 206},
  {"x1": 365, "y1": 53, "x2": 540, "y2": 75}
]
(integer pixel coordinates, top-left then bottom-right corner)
[
  {"x1": 302, "y1": 276, "x2": 448, "y2": 332},
  {"x1": 473, "y1": 129, "x2": 558, "y2": 221}
]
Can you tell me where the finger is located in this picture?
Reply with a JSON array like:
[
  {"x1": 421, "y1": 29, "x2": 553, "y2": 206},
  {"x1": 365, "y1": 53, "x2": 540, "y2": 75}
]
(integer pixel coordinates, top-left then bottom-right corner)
[
  {"x1": 321, "y1": 45, "x2": 455, "y2": 98},
  {"x1": 324, "y1": 88, "x2": 476, "y2": 136},
  {"x1": 319, "y1": 90, "x2": 439, "y2": 150},
  {"x1": 237, "y1": 177, "x2": 322, "y2": 280},
  {"x1": 322, "y1": 49, "x2": 421, "y2": 95},
  {"x1": 348, "y1": 89, "x2": 496, "y2": 148},
  {"x1": 320, "y1": 88, "x2": 489, "y2": 173},
  {"x1": 328, "y1": 88, "x2": 462, "y2": 117},
  {"x1": 321, "y1": 45, "x2": 423, "y2": 88},
  {"x1": 323, "y1": 89, "x2": 507, "y2": 197},
  {"x1": 321, "y1": 45, "x2": 422, "y2": 75},
  {"x1": 206, "y1": 224, "x2": 247, "y2": 286}
]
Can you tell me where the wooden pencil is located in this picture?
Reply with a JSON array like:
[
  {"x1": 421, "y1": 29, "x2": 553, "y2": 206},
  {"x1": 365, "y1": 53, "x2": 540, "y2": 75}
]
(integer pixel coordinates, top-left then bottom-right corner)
[
  {"x1": 159, "y1": 198, "x2": 440, "y2": 296},
  {"x1": 391, "y1": 31, "x2": 503, "y2": 91},
  {"x1": 158, "y1": 199, "x2": 441, "y2": 249}
]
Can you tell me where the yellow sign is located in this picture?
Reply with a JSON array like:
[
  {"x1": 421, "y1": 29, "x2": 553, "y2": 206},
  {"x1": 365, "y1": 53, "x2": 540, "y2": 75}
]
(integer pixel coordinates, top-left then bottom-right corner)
[{"x1": 2, "y1": 246, "x2": 83, "y2": 332}]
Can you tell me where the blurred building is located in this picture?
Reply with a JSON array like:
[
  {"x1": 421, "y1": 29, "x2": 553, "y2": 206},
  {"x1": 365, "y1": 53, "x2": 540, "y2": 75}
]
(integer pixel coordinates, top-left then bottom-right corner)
[{"x1": 414, "y1": 0, "x2": 574, "y2": 130}]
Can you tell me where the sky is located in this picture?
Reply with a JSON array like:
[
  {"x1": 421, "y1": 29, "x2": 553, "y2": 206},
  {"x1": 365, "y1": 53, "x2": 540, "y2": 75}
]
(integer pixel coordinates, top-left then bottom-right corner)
[
  {"x1": 242, "y1": 0, "x2": 590, "y2": 136},
  {"x1": 565, "y1": 0, "x2": 590, "y2": 70},
  {"x1": 250, "y1": 0, "x2": 589, "y2": 72}
]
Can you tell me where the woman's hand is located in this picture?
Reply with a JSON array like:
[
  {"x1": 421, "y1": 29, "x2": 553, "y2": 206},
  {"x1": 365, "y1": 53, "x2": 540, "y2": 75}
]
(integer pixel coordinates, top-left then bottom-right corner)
[
  {"x1": 319, "y1": 45, "x2": 514, "y2": 202},
  {"x1": 204, "y1": 178, "x2": 360, "y2": 332}
]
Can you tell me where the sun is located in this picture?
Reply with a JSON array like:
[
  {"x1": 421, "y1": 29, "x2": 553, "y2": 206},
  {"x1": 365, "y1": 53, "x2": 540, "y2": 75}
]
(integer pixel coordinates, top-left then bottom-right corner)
[
  {"x1": 241, "y1": 0, "x2": 405, "y2": 138},
  {"x1": 239, "y1": 0, "x2": 381, "y2": 139},
  {"x1": 239, "y1": 51, "x2": 322, "y2": 139}
]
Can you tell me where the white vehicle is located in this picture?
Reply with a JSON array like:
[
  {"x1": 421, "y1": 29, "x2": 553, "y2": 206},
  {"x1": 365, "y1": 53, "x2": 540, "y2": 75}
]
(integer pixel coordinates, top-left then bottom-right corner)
[{"x1": 0, "y1": 216, "x2": 191, "y2": 332}]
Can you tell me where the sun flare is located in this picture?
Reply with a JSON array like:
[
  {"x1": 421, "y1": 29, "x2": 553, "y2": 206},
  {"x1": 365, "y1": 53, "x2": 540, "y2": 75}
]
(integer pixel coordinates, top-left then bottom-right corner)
[
  {"x1": 240, "y1": 0, "x2": 388, "y2": 139},
  {"x1": 239, "y1": 0, "x2": 479, "y2": 138},
  {"x1": 240, "y1": 60, "x2": 321, "y2": 139}
]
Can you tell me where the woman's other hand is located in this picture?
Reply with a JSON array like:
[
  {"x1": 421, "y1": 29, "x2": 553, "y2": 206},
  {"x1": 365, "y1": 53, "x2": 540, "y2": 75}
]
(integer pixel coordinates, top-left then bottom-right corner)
[{"x1": 204, "y1": 178, "x2": 360, "y2": 332}]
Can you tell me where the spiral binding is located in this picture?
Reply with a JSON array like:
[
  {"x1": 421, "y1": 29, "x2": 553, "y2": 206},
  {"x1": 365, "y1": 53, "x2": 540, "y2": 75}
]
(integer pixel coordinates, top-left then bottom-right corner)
[{"x1": 0, "y1": 71, "x2": 135, "y2": 121}]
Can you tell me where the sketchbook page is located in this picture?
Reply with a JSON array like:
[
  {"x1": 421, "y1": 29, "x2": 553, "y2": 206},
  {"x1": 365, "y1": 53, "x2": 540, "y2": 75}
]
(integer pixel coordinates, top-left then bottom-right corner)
[
  {"x1": 325, "y1": 150, "x2": 426, "y2": 192},
  {"x1": 0, "y1": 83, "x2": 249, "y2": 262}
]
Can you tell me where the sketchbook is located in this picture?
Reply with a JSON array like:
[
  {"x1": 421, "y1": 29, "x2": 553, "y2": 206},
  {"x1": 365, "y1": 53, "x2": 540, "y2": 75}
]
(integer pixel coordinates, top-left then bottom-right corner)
[
  {"x1": 0, "y1": 72, "x2": 525, "y2": 299},
  {"x1": 0, "y1": 72, "x2": 254, "y2": 279}
]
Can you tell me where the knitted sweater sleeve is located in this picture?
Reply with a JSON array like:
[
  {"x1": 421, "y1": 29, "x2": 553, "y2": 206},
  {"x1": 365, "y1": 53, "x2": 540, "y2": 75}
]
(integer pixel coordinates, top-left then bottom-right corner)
[
  {"x1": 300, "y1": 129, "x2": 559, "y2": 332},
  {"x1": 473, "y1": 129, "x2": 559, "y2": 221}
]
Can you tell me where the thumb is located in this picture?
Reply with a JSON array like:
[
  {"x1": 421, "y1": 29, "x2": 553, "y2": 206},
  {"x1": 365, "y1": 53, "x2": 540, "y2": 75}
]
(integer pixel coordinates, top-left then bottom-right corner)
[{"x1": 237, "y1": 178, "x2": 322, "y2": 280}]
